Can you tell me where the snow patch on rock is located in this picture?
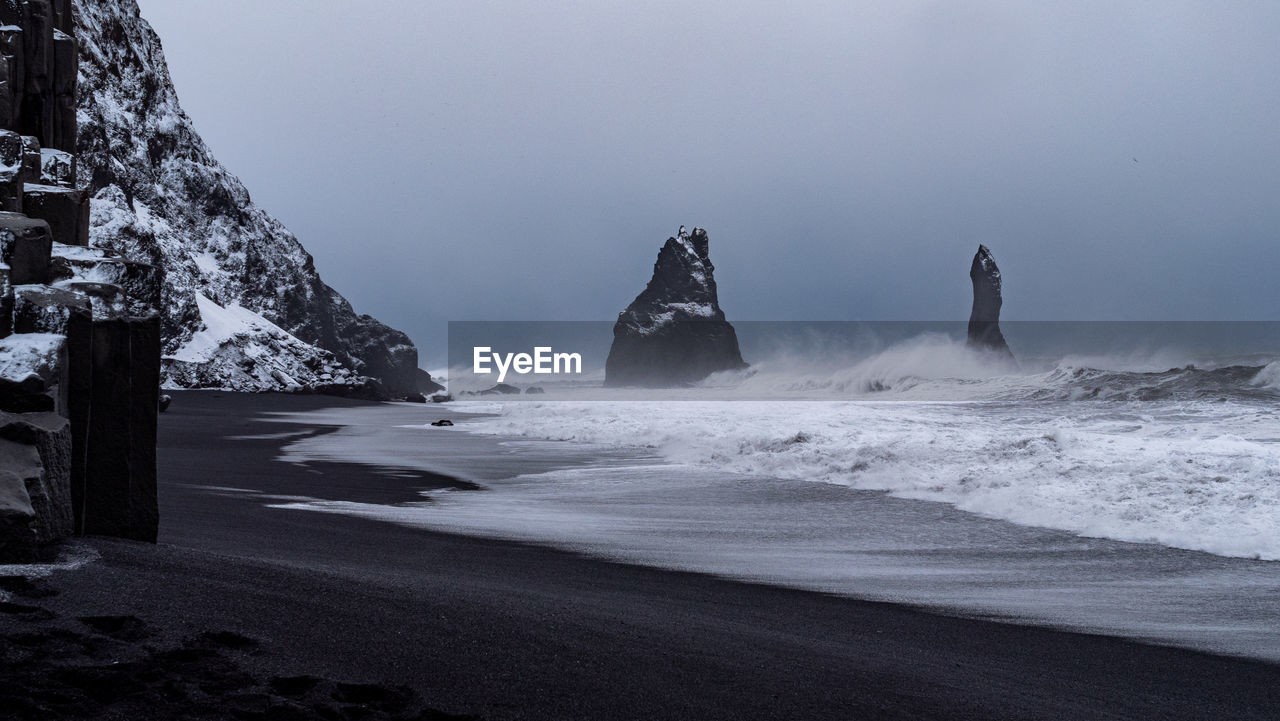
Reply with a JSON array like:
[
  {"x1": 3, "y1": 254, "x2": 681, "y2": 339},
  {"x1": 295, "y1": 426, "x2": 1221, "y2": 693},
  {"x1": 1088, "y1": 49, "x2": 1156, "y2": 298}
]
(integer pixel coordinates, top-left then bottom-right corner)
[
  {"x1": 164, "y1": 293, "x2": 360, "y2": 392},
  {"x1": 0, "y1": 334, "x2": 64, "y2": 384}
]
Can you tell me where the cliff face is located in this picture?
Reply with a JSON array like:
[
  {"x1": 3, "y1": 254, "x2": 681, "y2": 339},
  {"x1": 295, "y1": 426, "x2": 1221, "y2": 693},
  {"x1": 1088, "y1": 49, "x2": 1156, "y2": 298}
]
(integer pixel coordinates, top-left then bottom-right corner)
[
  {"x1": 605, "y1": 226, "x2": 747, "y2": 387},
  {"x1": 72, "y1": 0, "x2": 421, "y2": 397},
  {"x1": 967, "y1": 244, "x2": 1014, "y2": 360},
  {"x1": 0, "y1": 0, "x2": 161, "y2": 560}
]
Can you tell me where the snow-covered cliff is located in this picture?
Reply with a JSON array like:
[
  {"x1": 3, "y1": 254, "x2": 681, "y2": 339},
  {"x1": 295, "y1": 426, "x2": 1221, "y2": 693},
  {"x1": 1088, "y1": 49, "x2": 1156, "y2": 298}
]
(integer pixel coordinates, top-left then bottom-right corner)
[{"x1": 73, "y1": 0, "x2": 422, "y2": 396}]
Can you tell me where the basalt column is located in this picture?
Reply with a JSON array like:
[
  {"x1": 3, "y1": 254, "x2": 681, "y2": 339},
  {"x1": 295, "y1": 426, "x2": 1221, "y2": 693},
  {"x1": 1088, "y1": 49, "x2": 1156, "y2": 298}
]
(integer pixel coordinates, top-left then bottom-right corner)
[{"x1": 0, "y1": 0, "x2": 162, "y2": 560}]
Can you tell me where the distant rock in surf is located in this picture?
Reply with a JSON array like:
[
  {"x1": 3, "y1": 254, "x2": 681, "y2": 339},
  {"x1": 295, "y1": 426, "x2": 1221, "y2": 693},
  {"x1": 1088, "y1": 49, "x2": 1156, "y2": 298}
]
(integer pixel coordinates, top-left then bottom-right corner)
[
  {"x1": 605, "y1": 226, "x2": 747, "y2": 387},
  {"x1": 967, "y1": 245, "x2": 1015, "y2": 361}
]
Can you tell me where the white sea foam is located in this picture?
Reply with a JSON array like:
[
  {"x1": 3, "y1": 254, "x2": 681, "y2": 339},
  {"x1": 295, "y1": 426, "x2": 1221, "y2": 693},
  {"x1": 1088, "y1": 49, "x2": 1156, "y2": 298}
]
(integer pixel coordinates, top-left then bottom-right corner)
[
  {"x1": 457, "y1": 380, "x2": 1280, "y2": 560},
  {"x1": 1253, "y1": 361, "x2": 1280, "y2": 390},
  {"x1": 265, "y1": 352, "x2": 1280, "y2": 658},
  {"x1": 424, "y1": 336, "x2": 1280, "y2": 560}
]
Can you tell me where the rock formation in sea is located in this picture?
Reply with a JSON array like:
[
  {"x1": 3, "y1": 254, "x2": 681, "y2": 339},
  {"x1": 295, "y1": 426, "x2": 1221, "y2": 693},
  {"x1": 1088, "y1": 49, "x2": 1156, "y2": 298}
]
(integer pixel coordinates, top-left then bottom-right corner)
[
  {"x1": 605, "y1": 226, "x2": 747, "y2": 387},
  {"x1": 0, "y1": 0, "x2": 161, "y2": 561},
  {"x1": 966, "y1": 244, "x2": 1015, "y2": 360},
  {"x1": 72, "y1": 0, "x2": 433, "y2": 398}
]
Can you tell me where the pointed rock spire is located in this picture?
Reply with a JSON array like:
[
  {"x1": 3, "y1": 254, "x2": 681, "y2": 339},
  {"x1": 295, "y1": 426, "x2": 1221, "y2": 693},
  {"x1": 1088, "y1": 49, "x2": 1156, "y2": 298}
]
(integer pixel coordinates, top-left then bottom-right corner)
[
  {"x1": 605, "y1": 227, "x2": 747, "y2": 387},
  {"x1": 967, "y1": 245, "x2": 1015, "y2": 360}
]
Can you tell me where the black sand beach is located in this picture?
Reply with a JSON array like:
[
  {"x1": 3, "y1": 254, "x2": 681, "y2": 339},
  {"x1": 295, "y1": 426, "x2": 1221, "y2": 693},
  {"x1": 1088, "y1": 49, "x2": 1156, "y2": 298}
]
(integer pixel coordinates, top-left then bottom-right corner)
[{"x1": 3, "y1": 391, "x2": 1280, "y2": 720}]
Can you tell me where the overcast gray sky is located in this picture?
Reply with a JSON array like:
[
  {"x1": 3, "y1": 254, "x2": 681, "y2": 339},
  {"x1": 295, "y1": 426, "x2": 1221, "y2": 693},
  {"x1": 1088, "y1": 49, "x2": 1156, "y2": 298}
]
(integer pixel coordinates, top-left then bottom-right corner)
[{"x1": 136, "y1": 0, "x2": 1280, "y2": 363}]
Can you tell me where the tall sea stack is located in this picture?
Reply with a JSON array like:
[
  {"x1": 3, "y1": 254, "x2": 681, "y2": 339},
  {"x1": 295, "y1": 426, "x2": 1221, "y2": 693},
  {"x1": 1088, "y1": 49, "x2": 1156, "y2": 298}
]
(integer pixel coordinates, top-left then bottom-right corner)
[
  {"x1": 966, "y1": 244, "x2": 1014, "y2": 360},
  {"x1": 605, "y1": 226, "x2": 747, "y2": 387}
]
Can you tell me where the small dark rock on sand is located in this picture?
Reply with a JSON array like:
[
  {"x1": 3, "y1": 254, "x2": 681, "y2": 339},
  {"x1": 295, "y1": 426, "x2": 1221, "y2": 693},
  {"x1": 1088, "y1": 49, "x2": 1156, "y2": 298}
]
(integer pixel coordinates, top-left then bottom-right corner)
[{"x1": 431, "y1": 420, "x2": 454, "y2": 427}]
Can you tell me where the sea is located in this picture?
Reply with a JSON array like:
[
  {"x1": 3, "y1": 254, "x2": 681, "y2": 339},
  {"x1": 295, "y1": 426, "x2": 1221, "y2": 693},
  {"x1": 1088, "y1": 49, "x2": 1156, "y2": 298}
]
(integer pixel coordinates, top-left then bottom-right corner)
[{"x1": 264, "y1": 322, "x2": 1280, "y2": 661}]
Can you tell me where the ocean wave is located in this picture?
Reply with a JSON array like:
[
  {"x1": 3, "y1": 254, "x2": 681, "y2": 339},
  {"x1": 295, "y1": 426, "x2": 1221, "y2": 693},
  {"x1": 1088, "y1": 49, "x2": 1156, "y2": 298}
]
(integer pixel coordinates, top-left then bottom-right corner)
[
  {"x1": 1253, "y1": 361, "x2": 1280, "y2": 390},
  {"x1": 688, "y1": 335, "x2": 1279, "y2": 403},
  {"x1": 463, "y1": 396, "x2": 1280, "y2": 560}
]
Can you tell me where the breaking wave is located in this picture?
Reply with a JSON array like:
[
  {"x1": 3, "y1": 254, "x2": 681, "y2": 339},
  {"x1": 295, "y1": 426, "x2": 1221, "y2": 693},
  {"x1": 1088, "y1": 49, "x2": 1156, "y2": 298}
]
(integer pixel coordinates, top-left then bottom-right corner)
[
  {"x1": 460, "y1": 338, "x2": 1280, "y2": 560},
  {"x1": 689, "y1": 336, "x2": 1280, "y2": 403}
]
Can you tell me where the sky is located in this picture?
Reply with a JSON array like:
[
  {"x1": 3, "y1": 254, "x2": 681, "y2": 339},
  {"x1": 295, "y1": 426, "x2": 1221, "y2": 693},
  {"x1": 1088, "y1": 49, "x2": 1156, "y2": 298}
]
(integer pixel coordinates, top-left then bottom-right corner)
[{"x1": 135, "y1": 0, "x2": 1280, "y2": 364}]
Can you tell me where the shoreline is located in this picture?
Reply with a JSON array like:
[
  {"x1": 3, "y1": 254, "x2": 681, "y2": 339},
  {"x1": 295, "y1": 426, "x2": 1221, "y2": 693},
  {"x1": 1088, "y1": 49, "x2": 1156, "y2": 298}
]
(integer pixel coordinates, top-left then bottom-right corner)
[
  {"x1": 3, "y1": 390, "x2": 1279, "y2": 720},
  {"x1": 267, "y1": 393, "x2": 1280, "y2": 663}
]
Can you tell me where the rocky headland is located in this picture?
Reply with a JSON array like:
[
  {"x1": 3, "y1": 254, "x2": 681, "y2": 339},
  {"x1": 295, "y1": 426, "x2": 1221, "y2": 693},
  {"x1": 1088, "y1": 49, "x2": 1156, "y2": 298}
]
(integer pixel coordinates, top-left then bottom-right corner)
[{"x1": 74, "y1": 0, "x2": 432, "y2": 399}]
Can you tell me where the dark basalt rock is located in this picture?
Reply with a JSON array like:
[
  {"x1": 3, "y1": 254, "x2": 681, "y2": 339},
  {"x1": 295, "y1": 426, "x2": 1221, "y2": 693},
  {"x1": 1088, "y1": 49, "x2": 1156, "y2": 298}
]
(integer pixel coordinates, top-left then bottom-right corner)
[
  {"x1": 81, "y1": 317, "x2": 128, "y2": 537},
  {"x1": 58, "y1": 279, "x2": 126, "y2": 318},
  {"x1": 19, "y1": 0, "x2": 57, "y2": 148},
  {"x1": 0, "y1": 130, "x2": 22, "y2": 212},
  {"x1": 525, "y1": 386, "x2": 545, "y2": 395},
  {"x1": 53, "y1": 250, "x2": 159, "y2": 312},
  {"x1": 0, "y1": 410, "x2": 72, "y2": 545},
  {"x1": 52, "y1": 28, "x2": 76, "y2": 152},
  {"x1": 966, "y1": 244, "x2": 1015, "y2": 361},
  {"x1": 12, "y1": 284, "x2": 90, "y2": 512},
  {"x1": 127, "y1": 314, "x2": 160, "y2": 541},
  {"x1": 0, "y1": 28, "x2": 23, "y2": 133},
  {"x1": 0, "y1": 466, "x2": 37, "y2": 561},
  {"x1": 478, "y1": 383, "x2": 521, "y2": 396},
  {"x1": 330, "y1": 311, "x2": 420, "y2": 397},
  {"x1": 0, "y1": 0, "x2": 162, "y2": 555},
  {"x1": 12, "y1": 283, "x2": 90, "y2": 335},
  {"x1": 20, "y1": 135, "x2": 40, "y2": 184},
  {"x1": 0, "y1": 333, "x2": 67, "y2": 414},
  {"x1": 430, "y1": 419, "x2": 454, "y2": 427},
  {"x1": 416, "y1": 368, "x2": 444, "y2": 395},
  {"x1": 0, "y1": 374, "x2": 55, "y2": 413},
  {"x1": 605, "y1": 226, "x2": 747, "y2": 387},
  {"x1": 0, "y1": 266, "x2": 10, "y2": 340},
  {"x1": 23, "y1": 183, "x2": 88, "y2": 246},
  {"x1": 0, "y1": 211, "x2": 52, "y2": 283},
  {"x1": 38, "y1": 147, "x2": 74, "y2": 186}
]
